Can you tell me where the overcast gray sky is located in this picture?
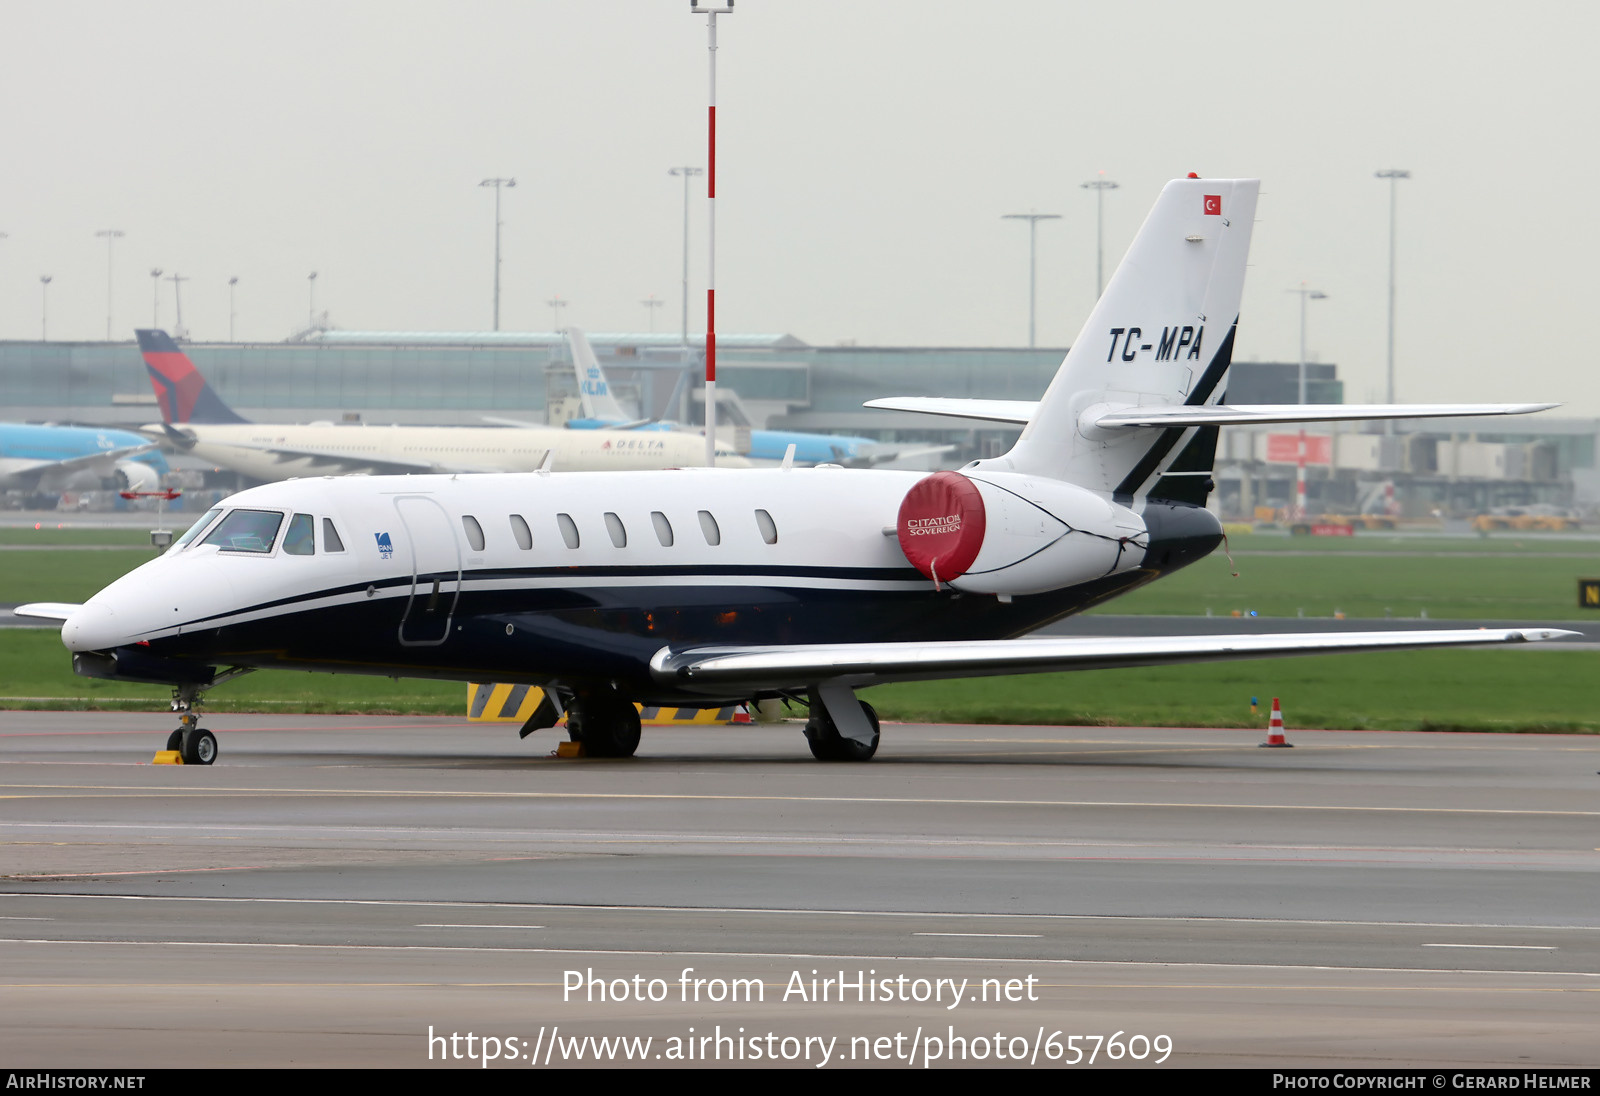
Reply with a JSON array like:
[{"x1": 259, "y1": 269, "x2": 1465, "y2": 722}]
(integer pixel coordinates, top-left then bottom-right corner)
[{"x1": 3, "y1": 1, "x2": 1596, "y2": 412}]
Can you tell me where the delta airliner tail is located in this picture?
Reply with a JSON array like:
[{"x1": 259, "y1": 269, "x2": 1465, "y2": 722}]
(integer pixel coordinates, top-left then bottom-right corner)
[{"x1": 136, "y1": 329, "x2": 250, "y2": 425}]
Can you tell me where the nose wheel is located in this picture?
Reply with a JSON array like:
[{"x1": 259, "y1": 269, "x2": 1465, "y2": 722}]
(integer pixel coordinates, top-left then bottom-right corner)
[{"x1": 166, "y1": 711, "x2": 218, "y2": 765}]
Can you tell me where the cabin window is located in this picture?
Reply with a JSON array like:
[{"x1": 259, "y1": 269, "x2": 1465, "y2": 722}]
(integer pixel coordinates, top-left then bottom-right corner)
[
  {"x1": 651, "y1": 511, "x2": 674, "y2": 547},
  {"x1": 697, "y1": 510, "x2": 721, "y2": 546},
  {"x1": 462, "y1": 515, "x2": 486, "y2": 552},
  {"x1": 322, "y1": 518, "x2": 345, "y2": 553},
  {"x1": 604, "y1": 512, "x2": 627, "y2": 548},
  {"x1": 283, "y1": 513, "x2": 316, "y2": 556},
  {"x1": 556, "y1": 513, "x2": 580, "y2": 549},
  {"x1": 202, "y1": 509, "x2": 284, "y2": 553},
  {"x1": 172, "y1": 507, "x2": 222, "y2": 551},
  {"x1": 755, "y1": 509, "x2": 778, "y2": 544},
  {"x1": 509, "y1": 514, "x2": 532, "y2": 550}
]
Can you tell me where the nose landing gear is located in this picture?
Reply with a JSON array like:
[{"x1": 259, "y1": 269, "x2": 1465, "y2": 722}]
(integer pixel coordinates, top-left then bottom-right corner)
[{"x1": 161, "y1": 669, "x2": 253, "y2": 766}]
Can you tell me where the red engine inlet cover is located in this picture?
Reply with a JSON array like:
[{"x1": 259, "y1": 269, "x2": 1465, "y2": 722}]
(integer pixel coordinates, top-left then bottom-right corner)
[{"x1": 897, "y1": 471, "x2": 987, "y2": 583}]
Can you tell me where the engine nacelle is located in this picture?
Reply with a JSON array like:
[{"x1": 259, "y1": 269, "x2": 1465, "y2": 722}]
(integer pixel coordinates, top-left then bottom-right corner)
[
  {"x1": 896, "y1": 470, "x2": 1146, "y2": 596},
  {"x1": 114, "y1": 459, "x2": 162, "y2": 493}
]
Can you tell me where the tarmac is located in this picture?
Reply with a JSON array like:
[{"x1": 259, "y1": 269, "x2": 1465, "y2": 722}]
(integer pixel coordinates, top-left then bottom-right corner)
[{"x1": 1, "y1": 712, "x2": 1597, "y2": 1068}]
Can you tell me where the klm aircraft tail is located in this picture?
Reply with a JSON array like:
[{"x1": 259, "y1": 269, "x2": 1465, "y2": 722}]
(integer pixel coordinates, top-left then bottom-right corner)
[
  {"x1": 566, "y1": 327, "x2": 631, "y2": 423},
  {"x1": 136, "y1": 329, "x2": 250, "y2": 425}
]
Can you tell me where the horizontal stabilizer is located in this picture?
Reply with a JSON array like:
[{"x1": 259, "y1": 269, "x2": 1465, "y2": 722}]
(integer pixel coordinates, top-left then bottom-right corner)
[
  {"x1": 864, "y1": 397, "x2": 1038, "y2": 425},
  {"x1": 652, "y1": 628, "x2": 1578, "y2": 692},
  {"x1": 865, "y1": 398, "x2": 1560, "y2": 429},
  {"x1": 1090, "y1": 402, "x2": 1559, "y2": 428}
]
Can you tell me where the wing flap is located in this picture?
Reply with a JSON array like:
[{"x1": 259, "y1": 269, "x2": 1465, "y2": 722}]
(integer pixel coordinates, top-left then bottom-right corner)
[{"x1": 651, "y1": 628, "x2": 1578, "y2": 691}]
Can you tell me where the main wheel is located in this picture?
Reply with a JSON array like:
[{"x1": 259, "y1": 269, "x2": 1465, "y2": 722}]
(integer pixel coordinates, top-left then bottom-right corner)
[
  {"x1": 567, "y1": 688, "x2": 641, "y2": 758},
  {"x1": 180, "y1": 727, "x2": 217, "y2": 765},
  {"x1": 804, "y1": 699, "x2": 879, "y2": 762}
]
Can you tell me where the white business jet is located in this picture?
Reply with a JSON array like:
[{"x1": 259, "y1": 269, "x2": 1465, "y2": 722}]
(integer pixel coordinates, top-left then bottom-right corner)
[{"x1": 21, "y1": 178, "x2": 1570, "y2": 764}]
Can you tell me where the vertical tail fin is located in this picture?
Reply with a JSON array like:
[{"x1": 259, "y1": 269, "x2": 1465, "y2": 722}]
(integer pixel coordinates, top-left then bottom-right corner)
[
  {"x1": 995, "y1": 178, "x2": 1259, "y2": 503},
  {"x1": 135, "y1": 329, "x2": 249, "y2": 425},
  {"x1": 566, "y1": 327, "x2": 631, "y2": 423}
]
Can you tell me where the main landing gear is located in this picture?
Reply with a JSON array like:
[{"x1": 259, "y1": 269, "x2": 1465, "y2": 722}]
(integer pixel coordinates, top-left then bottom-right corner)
[
  {"x1": 804, "y1": 690, "x2": 880, "y2": 762},
  {"x1": 163, "y1": 670, "x2": 252, "y2": 765},
  {"x1": 565, "y1": 684, "x2": 642, "y2": 759}
]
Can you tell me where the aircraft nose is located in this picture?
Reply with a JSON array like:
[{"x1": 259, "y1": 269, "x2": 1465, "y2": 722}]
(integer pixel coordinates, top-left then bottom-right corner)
[{"x1": 61, "y1": 602, "x2": 124, "y2": 652}]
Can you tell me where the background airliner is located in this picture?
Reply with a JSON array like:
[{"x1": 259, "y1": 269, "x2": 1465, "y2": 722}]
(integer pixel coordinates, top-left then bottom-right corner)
[
  {"x1": 136, "y1": 329, "x2": 744, "y2": 480},
  {"x1": 22, "y1": 179, "x2": 1568, "y2": 766},
  {"x1": 557, "y1": 327, "x2": 953, "y2": 467},
  {"x1": 0, "y1": 422, "x2": 167, "y2": 500}
]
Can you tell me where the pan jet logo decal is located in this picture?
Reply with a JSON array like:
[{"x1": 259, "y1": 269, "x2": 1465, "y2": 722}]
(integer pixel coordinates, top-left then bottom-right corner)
[
  {"x1": 1203, "y1": 194, "x2": 1221, "y2": 216},
  {"x1": 375, "y1": 532, "x2": 394, "y2": 560}
]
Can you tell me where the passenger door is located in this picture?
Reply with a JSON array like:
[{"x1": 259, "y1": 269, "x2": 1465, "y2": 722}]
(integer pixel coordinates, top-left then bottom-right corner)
[{"x1": 394, "y1": 495, "x2": 461, "y2": 647}]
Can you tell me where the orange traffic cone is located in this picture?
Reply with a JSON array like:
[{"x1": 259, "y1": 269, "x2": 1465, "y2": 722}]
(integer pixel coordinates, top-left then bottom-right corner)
[{"x1": 1259, "y1": 696, "x2": 1293, "y2": 748}]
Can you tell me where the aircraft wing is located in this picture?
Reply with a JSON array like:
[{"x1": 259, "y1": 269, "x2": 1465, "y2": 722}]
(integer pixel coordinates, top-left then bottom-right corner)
[
  {"x1": 13, "y1": 602, "x2": 82, "y2": 622},
  {"x1": 864, "y1": 398, "x2": 1559, "y2": 429},
  {"x1": 172, "y1": 435, "x2": 450, "y2": 476},
  {"x1": 651, "y1": 628, "x2": 1577, "y2": 692},
  {"x1": 10, "y1": 443, "x2": 157, "y2": 477}
]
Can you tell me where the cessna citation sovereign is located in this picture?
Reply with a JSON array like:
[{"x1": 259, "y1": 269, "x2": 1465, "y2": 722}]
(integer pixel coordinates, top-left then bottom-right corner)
[
  {"x1": 134, "y1": 329, "x2": 740, "y2": 478},
  {"x1": 21, "y1": 178, "x2": 1572, "y2": 765}
]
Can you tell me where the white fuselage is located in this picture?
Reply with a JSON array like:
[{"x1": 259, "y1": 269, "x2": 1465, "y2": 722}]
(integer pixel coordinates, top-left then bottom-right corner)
[
  {"x1": 159, "y1": 421, "x2": 745, "y2": 480},
  {"x1": 61, "y1": 467, "x2": 1153, "y2": 698}
]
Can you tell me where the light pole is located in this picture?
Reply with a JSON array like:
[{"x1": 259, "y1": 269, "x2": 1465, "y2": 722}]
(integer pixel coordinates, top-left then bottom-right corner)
[
  {"x1": 166, "y1": 273, "x2": 190, "y2": 339},
  {"x1": 1376, "y1": 169, "x2": 1410, "y2": 429},
  {"x1": 149, "y1": 268, "x2": 163, "y2": 327},
  {"x1": 641, "y1": 294, "x2": 663, "y2": 332},
  {"x1": 1000, "y1": 211, "x2": 1061, "y2": 348},
  {"x1": 1288, "y1": 282, "x2": 1328, "y2": 520},
  {"x1": 668, "y1": 165, "x2": 703, "y2": 425},
  {"x1": 1080, "y1": 173, "x2": 1120, "y2": 300},
  {"x1": 1289, "y1": 282, "x2": 1329, "y2": 405},
  {"x1": 95, "y1": 229, "x2": 124, "y2": 340},
  {"x1": 308, "y1": 271, "x2": 318, "y2": 329},
  {"x1": 479, "y1": 177, "x2": 516, "y2": 330},
  {"x1": 546, "y1": 295, "x2": 567, "y2": 332},
  {"x1": 667, "y1": 166, "x2": 702, "y2": 344},
  {"x1": 39, "y1": 275, "x2": 52, "y2": 340},
  {"x1": 228, "y1": 276, "x2": 239, "y2": 341},
  {"x1": 690, "y1": 0, "x2": 733, "y2": 467}
]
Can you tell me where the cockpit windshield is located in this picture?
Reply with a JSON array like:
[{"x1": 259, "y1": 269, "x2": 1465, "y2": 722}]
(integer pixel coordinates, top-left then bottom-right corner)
[
  {"x1": 168, "y1": 507, "x2": 223, "y2": 554},
  {"x1": 201, "y1": 509, "x2": 285, "y2": 553}
]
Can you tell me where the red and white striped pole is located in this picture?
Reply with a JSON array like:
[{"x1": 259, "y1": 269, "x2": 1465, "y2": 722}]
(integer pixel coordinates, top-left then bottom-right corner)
[
  {"x1": 1295, "y1": 429, "x2": 1308, "y2": 520},
  {"x1": 693, "y1": 1, "x2": 734, "y2": 469}
]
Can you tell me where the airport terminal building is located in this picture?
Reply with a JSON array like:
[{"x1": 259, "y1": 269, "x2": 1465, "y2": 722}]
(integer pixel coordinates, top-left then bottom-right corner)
[{"x1": 1, "y1": 331, "x2": 1592, "y2": 518}]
